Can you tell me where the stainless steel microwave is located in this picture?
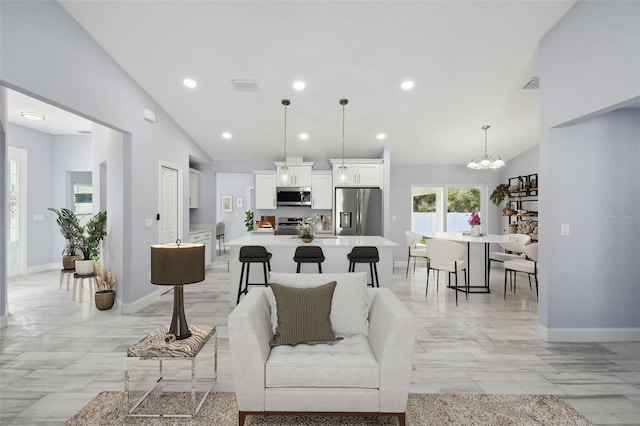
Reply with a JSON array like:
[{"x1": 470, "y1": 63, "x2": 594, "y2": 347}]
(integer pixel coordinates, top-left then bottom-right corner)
[{"x1": 276, "y1": 187, "x2": 312, "y2": 206}]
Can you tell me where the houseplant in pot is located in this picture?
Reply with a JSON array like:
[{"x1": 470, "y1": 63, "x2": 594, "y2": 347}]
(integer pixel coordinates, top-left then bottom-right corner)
[
  {"x1": 49, "y1": 208, "x2": 107, "y2": 268},
  {"x1": 93, "y1": 262, "x2": 116, "y2": 310},
  {"x1": 490, "y1": 184, "x2": 514, "y2": 215},
  {"x1": 48, "y1": 207, "x2": 82, "y2": 269}
]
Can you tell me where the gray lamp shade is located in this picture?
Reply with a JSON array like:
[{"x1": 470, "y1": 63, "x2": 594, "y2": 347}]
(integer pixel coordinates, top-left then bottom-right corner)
[{"x1": 150, "y1": 243, "x2": 205, "y2": 285}]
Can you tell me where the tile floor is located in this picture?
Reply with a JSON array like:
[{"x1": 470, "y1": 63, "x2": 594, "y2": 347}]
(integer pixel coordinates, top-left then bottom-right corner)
[{"x1": 1, "y1": 256, "x2": 639, "y2": 425}]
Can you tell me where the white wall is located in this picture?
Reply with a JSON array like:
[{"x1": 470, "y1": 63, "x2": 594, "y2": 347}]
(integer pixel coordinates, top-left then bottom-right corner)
[
  {"x1": 0, "y1": 86, "x2": 8, "y2": 328},
  {"x1": 0, "y1": 1, "x2": 212, "y2": 312},
  {"x1": 539, "y1": 0, "x2": 640, "y2": 341}
]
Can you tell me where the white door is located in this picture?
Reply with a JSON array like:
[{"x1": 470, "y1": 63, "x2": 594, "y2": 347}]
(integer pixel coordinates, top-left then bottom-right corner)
[
  {"x1": 159, "y1": 166, "x2": 179, "y2": 243},
  {"x1": 8, "y1": 147, "x2": 27, "y2": 276}
]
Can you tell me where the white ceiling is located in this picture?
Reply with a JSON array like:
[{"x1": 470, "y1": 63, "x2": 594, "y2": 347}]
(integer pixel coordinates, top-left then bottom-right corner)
[
  {"x1": 43, "y1": 1, "x2": 577, "y2": 164},
  {"x1": 7, "y1": 89, "x2": 93, "y2": 136}
]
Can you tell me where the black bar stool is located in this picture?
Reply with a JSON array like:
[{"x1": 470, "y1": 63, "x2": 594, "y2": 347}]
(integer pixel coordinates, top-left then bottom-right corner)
[
  {"x1": 347, "y1": 246, "x2": 380, "y2": 287},
  {"x1": 293, "y1": 246, "x2": 325, "y2": 273},
  {"x1": 237, "y1": 246, "x2": 272, "y2": 303}
]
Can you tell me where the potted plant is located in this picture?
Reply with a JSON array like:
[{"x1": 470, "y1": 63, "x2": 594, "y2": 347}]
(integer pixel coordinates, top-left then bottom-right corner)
[
  {"x1": 48, "y1": 207, "x2": 83, "y2": 269},
  {"x1": 297, "y1": 222, "x2": 314, "y2": 243},
  {"x1": 49, "y1": 208, "x2": 107, "y2": 266},
  {"x1": 244, "y1": 210, "x2": 254, "y2": 232},
  {"x1": 490, "y1": 184, "x2": 514, "y2": 214},
  {"x1": 94, "y1": 262, "x2": 116, "y2": 310},
  {"x1": 468, "y1": 211, "x2": 481, "y2": 237}
]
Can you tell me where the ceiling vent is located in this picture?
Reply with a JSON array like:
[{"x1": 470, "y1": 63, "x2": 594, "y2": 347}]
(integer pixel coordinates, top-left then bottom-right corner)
[
  {"x1": 231, "y1": 79, "x2": 259, "y2": 91},
  {"x1": 522, "y1": 77, "x2": 540, "y2": 90}
]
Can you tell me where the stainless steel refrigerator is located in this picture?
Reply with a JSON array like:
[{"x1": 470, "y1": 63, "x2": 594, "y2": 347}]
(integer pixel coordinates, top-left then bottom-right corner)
[{"x1": 335, "y1": 187, "x2": 383, "y2": 236}]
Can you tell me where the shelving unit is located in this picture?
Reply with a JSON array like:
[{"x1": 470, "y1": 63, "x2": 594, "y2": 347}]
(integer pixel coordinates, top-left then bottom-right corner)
[{"x1": 504, "y1": 174, "x2": 538, "y2": 240}]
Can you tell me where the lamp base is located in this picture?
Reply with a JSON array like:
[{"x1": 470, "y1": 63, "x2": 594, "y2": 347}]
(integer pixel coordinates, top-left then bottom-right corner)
[{"x1": 169, "y1": 285, "x2": 192, "y2": 340}]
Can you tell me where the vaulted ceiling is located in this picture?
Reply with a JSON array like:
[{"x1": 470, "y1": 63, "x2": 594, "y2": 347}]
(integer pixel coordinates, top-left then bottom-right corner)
[{"x1": 23, "y1": 1, "x2": 577, "y2": 164}]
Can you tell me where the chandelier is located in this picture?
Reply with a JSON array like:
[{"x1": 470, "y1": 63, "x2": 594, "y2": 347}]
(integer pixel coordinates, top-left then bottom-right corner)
[
  {"x1": 467, "y1": 125, "x2": 505, "y2": 170},
  {"x1": 280, "y1": 99, "x2": 291, "y2": 183},
  {"x1": 338, "y1": 98, "x2": 349, "y2": 182}
]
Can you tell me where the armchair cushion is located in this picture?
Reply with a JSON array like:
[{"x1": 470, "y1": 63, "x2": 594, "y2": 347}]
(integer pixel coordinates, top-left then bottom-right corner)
[
  {"x1": 269, "y1": 272, "x2": 369, "y2": 336},
  {"x1": 270, "y1": 281, "x2": 338, "y2": 346},
  {"x1": 266, "y1": 334, "x2": 379, "y2": 388}
]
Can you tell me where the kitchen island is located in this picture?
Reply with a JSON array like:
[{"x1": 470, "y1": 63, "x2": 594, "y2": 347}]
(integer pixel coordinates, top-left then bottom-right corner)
[{"x1": 224, "y1": 234, "x2": 398, "y2": 306}]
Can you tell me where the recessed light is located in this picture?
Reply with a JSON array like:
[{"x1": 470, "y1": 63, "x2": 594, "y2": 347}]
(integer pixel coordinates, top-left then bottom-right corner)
[
  {"x1": 299, "y1": 133, "x2": 309, "y2": 140},
  {"x1": 183, "y1": 78, "x2": 197, "y2": 88},
  {"x1": 376, "y1": 133, "x2": 386, "y2": 140},
  {"x1": 221, "y1": 132, "x2": 232, "y2": 140},
  {"x1": 20, "y1": 111, "x2": 46, "y2": 120},
  {"x1": 401, "y1": 80, "x2": 414, "y2": 90},
  {"x1": 293, "y1": 81, "x2": 306, "y2": 91}
]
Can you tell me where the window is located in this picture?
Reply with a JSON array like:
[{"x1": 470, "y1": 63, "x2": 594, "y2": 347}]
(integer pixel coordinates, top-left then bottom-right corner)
[
  {"x1": 74, "y1": 183, "x2": 93, "y2": 224},
  {"x1": 412, "y1": 185, "x2": 482, "y2": 233}
]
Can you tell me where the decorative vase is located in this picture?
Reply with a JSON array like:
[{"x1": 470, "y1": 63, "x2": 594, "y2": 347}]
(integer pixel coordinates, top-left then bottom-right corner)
[
  {"x1": 95, "y1": 290, "x2": 115, "y2": 310},
  {"x1": 470, "y1": 225, "x2": 481, "y2": 237},
  {"x1": 301, "y1": 236, "x2": 314, "y2": 243}
]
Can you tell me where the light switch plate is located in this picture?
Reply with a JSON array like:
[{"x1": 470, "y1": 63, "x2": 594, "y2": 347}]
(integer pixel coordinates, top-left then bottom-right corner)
[
  {"x1": 144, "y1": 218, "x2": 153, "y2": 228},
  {"x1": 561, "y1": 223, "x2": 570, "y2": 236}
]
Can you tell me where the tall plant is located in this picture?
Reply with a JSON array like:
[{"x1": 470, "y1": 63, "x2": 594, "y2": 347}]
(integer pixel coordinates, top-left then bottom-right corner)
[
  {"x1": 49, "y1": 208, "x2": 107, "y2": 260},
  {"x1": 48, "y1": 207, "x2": 81, "y2": 256}
]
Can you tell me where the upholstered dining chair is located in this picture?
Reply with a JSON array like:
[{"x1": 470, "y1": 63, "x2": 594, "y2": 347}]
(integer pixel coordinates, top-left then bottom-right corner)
[
  {"x1": 424, "y1": 239, "x2": 467, "y2": 306},
  {"x1": 216, "y1": 221, "x2": 226, "y2": 255},
  {"x1": 404, "y1": 230, "x2": 428, "y2": 278},
  {"x1": 488, "y1": 233, "x2": 531, "y2": 283},
  {"x1": 503, "y1": 243, "x2": 539, "y2": 300}
]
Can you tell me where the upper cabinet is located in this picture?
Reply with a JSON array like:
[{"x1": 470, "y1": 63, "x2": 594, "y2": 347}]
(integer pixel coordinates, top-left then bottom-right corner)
[
  {"x1": 189, "y1": 169, "x2": 199, "y2": 209},
  {"x1": 311, "y1": 171, "x2": 333, "y2": 210},
  {"x1": 274, "y1": 162, "x2": 313, "y2": 187},
  {"x1": 254, "y1": 171, "x2": 277, "y2": 209},
  {"x1": 330, "y1": 159, "x2": 383, "y2": 187}
]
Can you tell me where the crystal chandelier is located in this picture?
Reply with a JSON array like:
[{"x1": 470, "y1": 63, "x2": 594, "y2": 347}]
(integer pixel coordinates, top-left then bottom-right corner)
[{"x1": 467, "y1": 125, "x2": 505, "y2": 170}]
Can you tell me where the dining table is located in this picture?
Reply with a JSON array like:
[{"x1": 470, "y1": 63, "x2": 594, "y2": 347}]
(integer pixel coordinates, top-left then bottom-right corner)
[{"x1": 423, "y1": 232, "x2": 515, "y2": 293}]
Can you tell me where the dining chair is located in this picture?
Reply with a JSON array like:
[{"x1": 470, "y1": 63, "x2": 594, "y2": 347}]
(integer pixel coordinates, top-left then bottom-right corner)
[
  {"x1": 488, "y1": 233, "x2": 531, "y2": 283},
  {"x1": 216, "y1": 221, "x2": 226, "y2": 255},
  {"x1": 503, "y1": 243, "x2": 539, "y2": 300},
  {"x1": 424, "y1": 239, "x2": 467, "y2": 306},
  {"x1": 404, "y1": 230, "x2": 428, "y2": 278}
]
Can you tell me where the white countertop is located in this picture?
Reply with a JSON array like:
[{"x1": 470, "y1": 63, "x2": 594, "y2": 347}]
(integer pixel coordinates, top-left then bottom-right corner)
[
  {"x1": 189, "y1": 224, "x2": 213, "y2": 233},
  {"x1": 225, "y1": 234, "x2": 398, "y2": 248}
]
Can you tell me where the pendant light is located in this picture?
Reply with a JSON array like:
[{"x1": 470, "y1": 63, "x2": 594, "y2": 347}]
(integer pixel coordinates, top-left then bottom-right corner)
[
  {"x1": 281, "y1": 99, "x2": 291, "y2": 184},
  {"x1": 467, "y1": 125, "x2": 505, "y2": 170},
  {"x1": 339, "y1": 98, "x2": 349, "y2": 182}
]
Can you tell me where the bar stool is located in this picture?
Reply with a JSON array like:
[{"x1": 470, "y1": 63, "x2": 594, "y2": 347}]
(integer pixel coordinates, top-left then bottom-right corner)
[
  {"x1": 347, "y1": 246, "x2": 380, "y2": 288},
  {"x1": 237, "y1": 246, "x2": 272, "y2": 304},
  {"x1": 59, "y1": 268, "x2": 75, "y2": 291},
  {"x1": 293, "y1": 246, "x2": 325, "y2": 273}
]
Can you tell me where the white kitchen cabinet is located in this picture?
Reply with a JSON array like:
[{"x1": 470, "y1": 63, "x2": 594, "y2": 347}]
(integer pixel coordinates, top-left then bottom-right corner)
[
  {"x1": 311, "y1": 172, "x2": 333, "y2": 209},
  {"x1": 330, "y1": 160, "x2": 383, "y2": 187},
  {"x1": 274, "y1": 162, "x2": 313, "y2": 187},
  {"x1": 189, "y1": 170, "x2": 199, "y2": 208},
  {"x1": 189, "y1": 229, "x2": 212, "y2": 267},
  {"x1": 254, "y1": 172, "x2": 277, "y2": 209}
]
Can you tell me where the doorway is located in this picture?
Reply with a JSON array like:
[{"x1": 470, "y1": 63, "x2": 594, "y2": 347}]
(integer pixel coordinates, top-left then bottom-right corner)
[
  {"x1": 7, "y1": 147, "x2": 27, "y2": 277},
  {"x1": 159, "y1": 165, "x2": 180, "y2": 244}
]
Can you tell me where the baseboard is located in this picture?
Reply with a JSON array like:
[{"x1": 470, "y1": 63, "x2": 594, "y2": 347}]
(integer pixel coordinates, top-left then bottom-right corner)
[
  {"x1": 120, "y1": 288, "x2": 162, "y2": 314},
  {"x1": 538, "y1": 323, "x2": 640, "y2": 342},
  {"x1": 24, "y1": 263, "x2": 60, "y2": 275}
]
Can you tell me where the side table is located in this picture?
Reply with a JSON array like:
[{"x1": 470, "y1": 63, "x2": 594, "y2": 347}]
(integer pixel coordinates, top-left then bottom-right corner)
[{"x1": 125, "y1": 324, "x2": 217, "y2": 418}]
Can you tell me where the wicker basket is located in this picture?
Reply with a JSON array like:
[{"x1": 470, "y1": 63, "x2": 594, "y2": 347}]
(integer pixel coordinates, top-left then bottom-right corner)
[{"x1": 95, "y1": 290, "x2": 115, "y2": 310}]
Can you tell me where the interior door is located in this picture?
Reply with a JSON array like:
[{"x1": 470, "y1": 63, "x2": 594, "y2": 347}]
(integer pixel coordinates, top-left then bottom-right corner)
[
  {"x1": 8, "y1": 147, "x2": 27, "y2": 276},
  {"x1": 159, "y1": 165, "x2": 179, "y2": 244}
]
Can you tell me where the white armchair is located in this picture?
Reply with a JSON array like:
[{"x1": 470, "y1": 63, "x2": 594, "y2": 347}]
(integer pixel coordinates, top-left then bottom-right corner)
[{"x1": 228, "y1": 272, "x2": 415, "y2": 426}]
